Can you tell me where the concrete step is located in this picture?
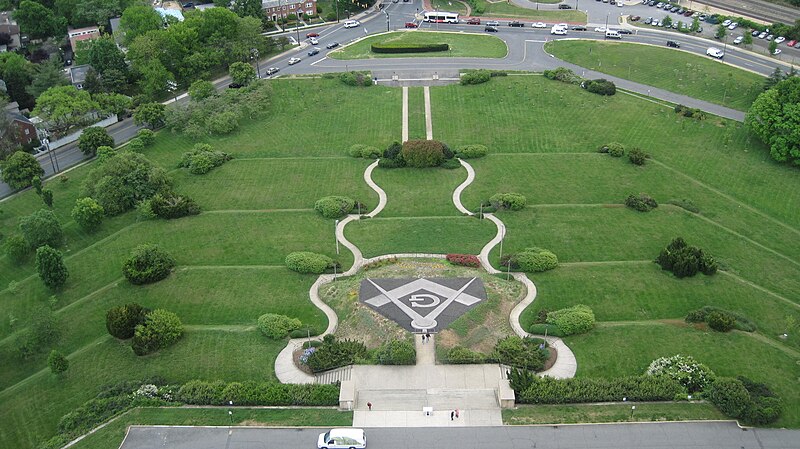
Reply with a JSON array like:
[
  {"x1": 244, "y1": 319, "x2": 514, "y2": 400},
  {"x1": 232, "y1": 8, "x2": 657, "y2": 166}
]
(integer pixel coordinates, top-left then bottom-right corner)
[{"x1": 356, "y1": 388, "x2": 498, "y2": 411}]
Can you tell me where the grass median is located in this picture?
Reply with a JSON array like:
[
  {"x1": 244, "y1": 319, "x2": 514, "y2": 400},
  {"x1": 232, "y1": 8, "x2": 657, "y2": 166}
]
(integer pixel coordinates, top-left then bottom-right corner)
[{"x1": 328, "y1": 31, "x2": 507, "y2": 60}]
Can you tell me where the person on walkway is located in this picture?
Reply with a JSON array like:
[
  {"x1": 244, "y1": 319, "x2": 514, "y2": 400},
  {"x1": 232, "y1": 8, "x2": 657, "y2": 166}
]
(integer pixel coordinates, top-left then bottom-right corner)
[
  {"x1": 425, "y1": 332, "x2": 431, "y2": 342},
  {"x1": 450, "y1": 410, "x2": 455, "y2": 421},
  {"x1": 455, "y1": 409, "x2": 460, "y2": 419},
  {"x1": 367, "y1": 402, "x2": 372, "y2": 411},
  {"x1": 421, "y1": 334, "x2": 426, "y2": 344}
]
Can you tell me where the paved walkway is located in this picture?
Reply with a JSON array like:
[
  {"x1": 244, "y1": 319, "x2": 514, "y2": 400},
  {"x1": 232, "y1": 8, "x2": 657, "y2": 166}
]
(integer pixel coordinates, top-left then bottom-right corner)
[
  {"x1": 402, "y1": 86, "x2": 409, "y2": 142},
  {"x1": 423, "y1": 86, "x2": 434, "y2": 139}
]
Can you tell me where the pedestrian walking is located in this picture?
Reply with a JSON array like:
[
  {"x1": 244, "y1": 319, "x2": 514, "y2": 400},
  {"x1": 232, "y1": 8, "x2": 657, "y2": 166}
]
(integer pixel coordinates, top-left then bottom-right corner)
[
  {"x1": 425, "y1": 332, "x2": 431, "y2": 342},
  {"x1": 367, "y1": 402, "x2": 372, "y2": 411},
  {"x1": 455, "y1": 409, "x2": 460, "y2": 419},
  {"x1": 450, "y1": 410, "x2": 455, "y2": 421},
  {"x1": 421, "y1": 334, "x2": 426, "y2": 344}
]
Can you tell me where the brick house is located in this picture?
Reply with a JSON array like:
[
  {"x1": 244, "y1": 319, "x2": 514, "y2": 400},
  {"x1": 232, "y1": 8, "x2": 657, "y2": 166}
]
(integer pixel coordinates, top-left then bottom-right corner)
[
  {"x1": 0, "y1": 11, "x2": 21, "y2": 51},
  {"x1": 263, "y1": 0, "x2": 317, "y2": 21},
  {"x1": 68, "y1": 26, "x2": 100, "y2": 52}
]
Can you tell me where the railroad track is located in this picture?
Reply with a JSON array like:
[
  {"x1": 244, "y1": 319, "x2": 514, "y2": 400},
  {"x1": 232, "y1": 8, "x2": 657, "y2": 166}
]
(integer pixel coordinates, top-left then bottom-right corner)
[{"x1": 693, "y1": 0, "x2": 800, "y2": 25}]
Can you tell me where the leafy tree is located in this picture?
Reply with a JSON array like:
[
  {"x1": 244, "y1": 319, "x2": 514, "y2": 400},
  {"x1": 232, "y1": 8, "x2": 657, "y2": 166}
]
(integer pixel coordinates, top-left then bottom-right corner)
[
  {"x1": 189, "y1": 79, "x2": 216, "y2": 101},
  {"x1": 0, "y1": 52, "x2": 35, "y2": 109},
  {"x1": 32, "y1": 86, "x2": 99, "y2": 135},
  {"x1": 26, "y1": 58, "x2": 70, "y2": 99},
  {"x1": 662, "y1": 16, "x2": 672, "y2": 28},
  {"x1": 5, "y1": 234, "x2": 30, "y2": 262},
  {"x1": 764, "y1": 67, "x2": 785, "y2": 91},
  {"x1": 715, "y1": 25, "x2": 726, "y2": 40},
  {"x1": 94, "y1": 92, "x2": 132, "y2": 117},
  {"x1": 36, "y1": 245, "x2": 69, "y2": 289},
  {"x1": 134, "y1": 102, "x2": 167, "y2": 129},
  {"x1": 137, "y1": 59, "x2": 173, "y2": 100},
  {"x1": 131, "y1": 309, "x2": 184, "y2": 355},
  {"x1": 41, "y1": 189, "x2": 54, "y2": 207},
  {"x1": 101, "y1": 68, "x2": 129, "y2": 94},
  {"x1": 73, "y1": 0, "x2": 126, "y2": 30},
  {"x1": 120, "y1": 5, "x2": 164, "y2": 45},
  {"x1": 106, "y1": 303, "x2": 150, "y2": 339},
  {"x1": 233, "y1": 0, "x2": 263, "y2": 19},
  {"x1": 123, "y1": 244, "x2": 176, "y2": 284},
  {"x1": 275, "y1": 36, "x2": 291, "y2": 50},
  {"x1": 14, "y1": 307, "x2": 60, "y2": 359},
  {"x1": 690, "y1": 17, "x2": 700, "y2": 32},
  {"x1": 229, "y1": 61, "x2": 256, "y2": 86},
  {"x1": 743, "y1": 32, "x2": 753, "y2": 47},
  {"x1": 137, "y1": 128, "x2": 156, "y2": 146},
  {"x1": 71, "y1": 197, "x2": 105, "y2": 231},
  {"x1": 768, "y1": 39, "x2": 778, "y2": 56},
  {"x1": 83, "y1": 151, "x2": 172, "y2": 215},
  {"x1": 746, "y1": 76, "x2": 800, "y2": 165},
  {"x1": 1, "y1": 151, "x2": 44, "y2": 190},
  {"x1": 78, "y1": 126, "x2": 115, "y2": 156},
  {"x1": 82, "y1": 68, "x2": 103, "y2": 94},
  {"x1": 13, "y1": 0, "x2": 67, "y2": 40},
  {"x1": 47, "y1": 349, "x2": 69, "y2": 375},
  {"x1": 86, "y1": 36, "x2": 128, "y2": 76}
]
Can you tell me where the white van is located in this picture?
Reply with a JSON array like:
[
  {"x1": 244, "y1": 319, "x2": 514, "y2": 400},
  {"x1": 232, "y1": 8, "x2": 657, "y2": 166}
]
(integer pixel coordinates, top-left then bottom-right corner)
[
  {"x1": 318, "y1": 428, "x2": 367, "y2": 449},
  {"x1": 343, "y1": 20, "x2": 360, "y2": 29},
  {"x1": 550, "y1": 25, "x2": 567, "y2": 35},
  {"x1": 706, "y1": 47, "x2": 724, "y2": 59},
  {"x1": 605, "y1": 29, "x2": 621, "y2": 39}
]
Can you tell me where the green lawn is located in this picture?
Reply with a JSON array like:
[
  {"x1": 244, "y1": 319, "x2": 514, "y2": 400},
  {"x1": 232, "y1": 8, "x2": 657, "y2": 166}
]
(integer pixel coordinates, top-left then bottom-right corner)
[
  {"x1": 345, "y1": 216, "x2": 496, "y2": 257},
  {"x1": 544, "y1": 40, "x2": 765, "y2": 111},
  {"x1": 329, "y1": 31, "x2": 508, "y2": 60},
  {"x1": 477, "y1": 1, "x2": 586, "y2": 21},
  {"x1": 72, "y1": 407, "x2": 352, "y2": 449},
  {"x1": 504, "y1": 402, "x2": 726, "y2": 425},
  {"x1": 408, "y1": 86, "x2": 426, "y2": 140},
  {"x1": 371, "y1": 166, "x2": 466, "y2": 216},
  {"x1": 431, "y1": 0, "x2": 468, "y2": 15},
  {"x1": 565, "y1": 323, "x2": 800, "y2": 427}
]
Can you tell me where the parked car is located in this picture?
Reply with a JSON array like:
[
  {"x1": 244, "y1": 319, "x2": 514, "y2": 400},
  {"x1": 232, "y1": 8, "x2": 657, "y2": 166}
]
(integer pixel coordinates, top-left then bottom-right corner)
[
  {"x1": 772, "y1": 48, "x2": 782, "y2": 55},
  {"x1": 182, "y1": 2, "x2": 194, "y2": 8},
  {"x1": 644, "y1": 17, "x2": 652, "y2": 24},
  {"x1": 683, "y1": 10, "x2": 693, "y2": 16},
  {"x1": 288, "y1": 57, "x2": 301, "y2": 65},
  {"x1": 630, "y1": 16, "x2": 641, "y2": 21},
  {"x1": 767, "y1": 34, "x2": 774, "y2": 40},
  {"x1": 485, "y1": 25, "x2": 499, "y2": 32},
  {"x1": 610, "y1": 0, "x2": 616, "y2": 5},
  {"x1": 594, "y1": 26, "x2": 607, "y2": 32},
  {"x1": 733, "y1": 36, "x2": 743, "y2": 44},
  {"x1": 775, "y1": 36, "x2": 786, "y2": 44},
  {"x1": 486, "y1": 21, "x2": 500, "y2": 26},
  {"x1": 572, "y1": 25, "x2": 588, "y2": 31},
  {"x1": 558, "y1": 3, "x2": 572, "y2": 8},
  {"x1": 466, "y1": 17, "x2": 480, "y2": 24},
  {"x1": 751, "y1": 30, "x2": 760, "y2": 36},
  {"x1": 318, "y1": 428, "x2": 366, "y2": 449},
  {"x1": 405, "y1": 21, "x2": 418, "y2": 28},
  {"x1": 228, "y1": 83, "x2": 242, "y2": 89},
  {"x1": 787, "y1": 40, "x2": 797, "y2": 47},
  {"x1": 670, "y1": 6, "x2": 679, "y2": 12},
  {"x1": 533, "y1": 22, "x2": 547, "y2": 28},
  {"x1": 326, "y1": 41, "x2": 339, "y2": 49},
  {"x1": 722, "y1": 19, "x2": 731, "y2": 27},
  {"x1": 306, "y1": 32, "x2": 319, "y2": 38},
  {"x1": 307, "y1": 47, "x2": 320, "y2": 56},
  {"x1": 265, "y1": 67, "x2": 279, "y2": 75},
  {"x1": 706, "y1": 47, "x2": 724, "y2": 59},
  {"x1": 509, "y1": 21, "x2": 524, "y2": 27},
  {"x1": 666, "y1": 40, "x2": 680, "y2": 47},
  {"x1": 758, "y1": 31, "x2": 768, "y2": 39},
  {"x1": 309, "y1": 37, "x2": 319, "y2": 45},
  {"x1": 656, "y1": 2, "x2": 663, "y2": 7},
  {"x1": 794, "y1": 41, "x2": 800, "y2": 48}
]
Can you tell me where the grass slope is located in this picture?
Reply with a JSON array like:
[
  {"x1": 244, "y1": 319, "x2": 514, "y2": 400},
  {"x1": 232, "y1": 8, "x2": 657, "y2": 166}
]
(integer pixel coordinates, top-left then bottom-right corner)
[
  {"x1": 504, "y1": 402, "x2": 726, "y2": 425},
  {"x1": 329, "y1": 31, "x2": 508, "y2": 60},
  {"x1": 370, "y1": 166, "x2": 466, "y2": 217}
]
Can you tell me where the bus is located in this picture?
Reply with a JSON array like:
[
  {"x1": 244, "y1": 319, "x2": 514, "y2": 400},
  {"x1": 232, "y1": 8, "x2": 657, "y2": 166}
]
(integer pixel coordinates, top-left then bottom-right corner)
[{"x1": 423, "y1": 11, "x2": 459, "y2": 23}]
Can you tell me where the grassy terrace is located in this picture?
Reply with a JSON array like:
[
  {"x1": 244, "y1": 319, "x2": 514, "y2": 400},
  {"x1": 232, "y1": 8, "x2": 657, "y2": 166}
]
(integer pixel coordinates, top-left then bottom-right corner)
[
  {"x1": 544, "y1": 40, "x2": 766, "y2": 111},
  {"x1": 504, "y1": 402, "x2": 726, "y2": 425},
  {"x1": 476, "y1": 1, "x2": 586, "y2": 21},
  {"x1": 329, "y1": 31, "x2": 508, "y2": 60}
]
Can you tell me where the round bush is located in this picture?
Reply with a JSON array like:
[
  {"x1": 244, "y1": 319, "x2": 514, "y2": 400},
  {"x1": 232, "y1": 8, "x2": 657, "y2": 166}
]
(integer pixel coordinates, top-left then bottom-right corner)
[
  {"x1": 106, "y1": 303, "x2": 150, "y2": 339},
  {"x1": 258, "y1": 313, "x2": 302, "y2": 339},
  {"x1": 440, "y1": 158, "x2": 461, "y2": 169},
  {"x1": 646, "y1": 354, "x2": 715, "y2": 393},
  {"x1": 454, "y1": 144, "x2": 488, "y2": 159},
  {"x1": 122, "y1": 244, "x2": 176, "y2": 285},
  {"x1": 603, "y1": 142, "x2": 625, "y2": 157},
  {"x1": 400, "y1": 139, "x2": 448, "y2": 167},
  {"x1": 131, "y1": 309, "x2": 184, "y2": 355},
  {"x1": 285, "y1": 251, "x2": 333, "y2": 274},
  {"x1": 628, "y1": 148, "x2": 648, "y2": 165},
  {"x1": 707, "y1": 310, "x2": 735, "y2": 332},
  {"x1": 515, "y1": 247, "x2": 558, "y2": 273},
  {"x1": 546, "y1": 304, "x2": 595, "y2": 336},
  {"x1": 489, "y1": 193, "x2": 527, "y2": 211},
  {"x1": 126, "y1": 138, "x2": 145, "y2": 152},
  {"x1": 706, "y1": 377, "x2": 750, "y2": 418},
  {"x1": 314, "y1": 196, "x2": 355, "y2": 219},
  {"x1": 375, "y1": 340, "x2": 416, "y2": 365},
  {"x1": 347, "y1": 144, "x2": 380, "y2": 158}
]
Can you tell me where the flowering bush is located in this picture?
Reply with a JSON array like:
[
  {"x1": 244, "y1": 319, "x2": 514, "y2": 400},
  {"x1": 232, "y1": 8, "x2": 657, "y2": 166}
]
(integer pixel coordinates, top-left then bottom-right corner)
[
  {"x1": 133, "y1": 384, "x2": 159, "y2": 399},
  {"x1": 446, "y1": 254, "x2": 480, "y2": 267},
  {"x1": 299, "y1": 347, "x2": 316, "y2": 364},
  {"x1": 646, "y1": 354, "x2": 715, "y2": 393}
]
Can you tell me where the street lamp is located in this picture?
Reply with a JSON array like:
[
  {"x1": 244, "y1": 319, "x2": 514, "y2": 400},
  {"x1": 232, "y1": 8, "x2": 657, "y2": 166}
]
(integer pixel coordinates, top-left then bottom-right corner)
[
  {"x1": 335, "y1": 219, "x2": 340, "y2": 255},
  {"x1": 251, "y1": 48, "x2": 260, "y2": 78},
  {"x1": 42, "y1": 137, "x2": 59, "y2": 173},
  {"x1": 166, "y1": 80, "x2": 178, "y2": 103},
  {"x1": 383, "y1": 10, "x2": 389, "y2": 31}
]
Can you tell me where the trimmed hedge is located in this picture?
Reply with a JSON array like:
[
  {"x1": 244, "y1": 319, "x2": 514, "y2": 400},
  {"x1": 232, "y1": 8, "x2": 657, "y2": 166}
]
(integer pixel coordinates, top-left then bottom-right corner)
[
  {"x1": 460, "y1": 70, "x2": 491, "y2": 85},
  {"x1": 347, "y1": 144, "x2": 381, "y2": 159},
  {"x1": 374, "y1": 340, "x2": 416, "y2": 365},
  {"x1": 315, "y1": 196, "x2": 356, "y2": 218},
  {"x1": 372, "y1": 43, "x2": 448, "y2": 53},
  {"x1": 513, "y1": 247, "x2": 559, "y2": 273},
  {"x1": 685, "y1": 306, "x2": 756, "y2": 332},
  {"x1": 176, "y1": 380, "x2": 339, "y2": 406},
  {"x1": 454, "y1": 144, "x2": 488, "y2": 159},
  {"x1": 122, "y1": 244, "x2": 176, "y2": 285},
  {"x1": 400, "y1": 139, "x2": 449, "y2": 167},
  {"x1": 625, "y1": 193, "x2": 658, "y2": 212},
  {"x1": 257, "y1": 313, "x2": 302, "y2": 339},
  {"x1": 582, "y1": 78, "x2": 616, "y2": 95},
  {"x1": 517, "y1": 375, "x2": 683, "y2": 404},
  {"x1": 489, "y1": 192, "x2": 526, "y2": 211},
  {"x1": 546, "y1": 304, "x2": 595, "y2": 336},
  {"x1": 446, "y1": 346, "x2": 486, "y2": 364},
  {"x1": 285, "y1": 251, "x2": 334, "y2": 274}
]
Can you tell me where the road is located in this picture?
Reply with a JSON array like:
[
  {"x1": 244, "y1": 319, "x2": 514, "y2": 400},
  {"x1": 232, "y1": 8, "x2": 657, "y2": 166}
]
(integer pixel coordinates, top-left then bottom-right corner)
[
  {"x1": 119, "y1": 421, "x2": 799, "y2": 449},
  {"x1": 3, "y1": 0, "x2": 798, "y2": 200}
]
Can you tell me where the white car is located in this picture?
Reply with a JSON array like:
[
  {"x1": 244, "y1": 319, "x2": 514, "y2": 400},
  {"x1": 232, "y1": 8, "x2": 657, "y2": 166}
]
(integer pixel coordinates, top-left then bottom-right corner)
[
  {"x1": 343, "y1": 20, "x2": 360, "y2": 28},
  {"x1": 772, "y1": 48, "x2": 782, "y2": 55},
  {"x1": 309, "y1": 37, "x2": 319, "y2": 45},
  {"x1": 733, "y1": 36, "x2": 743, "y2": 45},
  {"x1": 775, "y1": 36, "x2": 786, "y2": 44},
  {"x1": 727, "y1": 22, "x2": 738, "y2": 30},
  {"x1": 706, "y1": 47, "x2": 724, "y2": 59},
  {"x1": 722, "y1": 19, "x2": 731, "y2": 27},
  {"x1": 532, "y1": 22, "x2": 546, "y2": 28},
  {"x1": 318, "y1": 428, "x2": 366, "y2": 449},
  {"x1": 551, "y1": 25, "x2": 567, "y2": 35},
  {"x1": 594, "y1": 26, "x2": 607, "y2": 33},
  {"x1": 288, "y1": 57, "x2": 301, "y2": 65},
  {"x1": 758, "y1": 31, "x2": 768, "y2": 39},
  {"x1": 616, "y1": 1, "x2": 623, "y2": 6}
]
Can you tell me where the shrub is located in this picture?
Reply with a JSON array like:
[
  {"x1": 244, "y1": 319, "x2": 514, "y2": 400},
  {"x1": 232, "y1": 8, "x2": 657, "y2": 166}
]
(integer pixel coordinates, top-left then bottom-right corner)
[
  {"x1": 514, "y1": 247, "x2": 559, "y2": 273},
  {"x1": 460, "y1": 70, "x2": 492, "y2": 85},
  {"x1": 454, "y1": 144, "x2": 488, "y2": 159},
  {"x1": 517, "y1": 375, "x2": 683, "y2": 403},
  {"x1": 1, "y1": 151, "x2": 44, "y2": 190},
  {"x1": 135, "y1": 128, "x2": 155, "y2": 146},
  {"x1": 19, "y1": 209, "x2": 63, "y2": 249},
  {"x1": 489, "y1": 192, "x2": 527, "y2": 211},
  {"x1": 546, "y1": 304, "x2": 595, "y2": 336},
  {"x1": 628, "y1": 147, "x2": 648, "y2": 165},
  {"x1": 71, "y1": 197, "x2": 105, "y2": 232},
  {"x1": 440, "y1": 158, "x2": 461, "y2": 169},
  {"x1": 106, "y1": 303, "x2": 151, "y2": 339},
  {"x1": 374, "y1": 340, "x2": 415, "y2": 365},
  {"x1": 289, "y1": 327, "x2": 321, "y2": 338},
  {"x1": 5, "y1": 234, "x2": 30, "y2": 262},
  {"x1": 624, "y1": 193, "x2": 658, "y2": 212},
  {"x1": 582, "y1": 78, "x2": 616, "y2": 95},
  {"x1": 257, "y1": 313, "x2": 302, "y2": 339},
  {"x1": 176, "y1": 380, "x2": 338, "y2": 406},
  {"x1": 491, "y1": 336, "x2": 548, "y2": 371},
  {"x1": 542, "y1": 67, "x2": 582, "y2": 84},
  {"x1": 315, "y1": 196, "x2": 355, "y2": 219},
  {"x1": 599, "y1": 142, "x2": 625, "y2": 157},
  {"x1": 179, "y1": 143, "x2": 232, "y2": 174},
  {"x1": 646, "y1": 354, "x2": 715, "y2": 393},
  {"x1": 400, "y1": 139, "x2": 449, "y2": 167},
  {"x1": 446, "y1": 346, "x2": 486, "y2": 364},
  {"x1": 122, "y1": 244, "x2": 176, "y2": 285},
  {"x1": 132, "y1": 309, "x2": 184, "y2": 356},
  {"x1": 48, "y1": 350, "x2": 69, "y2": 375},
  {"x1": 96, "y1": 146, "x2": 116, "y2": 163},
  {"x1": 83, "y1": 151, "x2": 172, "y2": 215},
  {"x1": 707, "y1": 377, "x2": 750, "y2": 418},
  {"x1": 304, "y1": 336, "x2": 367, "y2": 372},
  {"x1": 675, "y1": 104, "x2": 707, "y2": 120},
  {"x1": 339, "y1": 71, "x2": 372, "y2": 87},
  {"x1": 528, "y1": 323, "x2": 566, "y2": 337},
  {"x1": 78, "y1": 126, "x2": 115, "y2": 156},
  {"x1": 684, "y1": 306, "x2": 755, "y2": 332},
  {"x1": 126, "y1": 138, "x2": 145, "y2": 152},
  {"x1": 383, "y1": 141, "x2": 403, "y2": 160},
  {"x1": 36, "y1": 245, "x2": 69, "y2": 290},
  {"x1": 285, "y1": 251, "x2": 333, "y2": 274},
  {"x1": 446, "y1": 254, "x2": 480, "y2": 267},
  {"x1": 149, "y1": 193, "x2": 201, "y2": 219},
  {"x1": 706, "y1": 377, "x2": 783, "y2": 425},
  {"x1": 372, "y1": 42, "x2": 448, "y2": 53},
  {"x1": 346, "y1": 144, "x2": 381, "y2": 159},
  {"x1": 207, "y1": 111, "x2": 240, "y2": 135},
  {"x1": 667, "y1": 198, "x2": 700, "y2": 213},
  {"x1": 706, "y1": 311, "x2": 736, "y2": 332},
  {"x1": 655, "y1": 237, "x2": 717, "y2": 278}
]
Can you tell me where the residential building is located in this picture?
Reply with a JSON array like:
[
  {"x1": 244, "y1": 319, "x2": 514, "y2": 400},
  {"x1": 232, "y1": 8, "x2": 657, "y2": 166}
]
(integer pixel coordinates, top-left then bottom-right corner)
[
  {"x1": 156, "y1": 2, "x2": 186, "y2": 22},
  {"x1": 0, "y1": 11, "x2": 21, "y2": 51},
  {"x1": 68, "y1": 26, "x2": 100, "y2": 52},
  {"x1": 4, "y1": 102, "x2": 38, "y2": 147},
  {"x1": 68, "y1": 64, "x2": 92, "y2": 89},
  {"x1": 262, "y1": 0, "x2": 317, "y2": 21}
]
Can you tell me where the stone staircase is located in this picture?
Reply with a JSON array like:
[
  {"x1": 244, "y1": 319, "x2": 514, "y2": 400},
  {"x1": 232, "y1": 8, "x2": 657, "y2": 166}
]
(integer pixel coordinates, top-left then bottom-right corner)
[{"x1": 315, "y1": 365, "x2": 351, "y2": 385}]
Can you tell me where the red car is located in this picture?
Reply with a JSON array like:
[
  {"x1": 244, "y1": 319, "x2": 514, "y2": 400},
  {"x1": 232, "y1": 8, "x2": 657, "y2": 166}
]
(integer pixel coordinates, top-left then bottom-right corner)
[
  {"x1": 787, "y1": 40, "x2": 797, "y2": 47},
  {"x1": 405, "y1": 22, "x2": 418, "y2": 28},
  {"x1": 466, "y1": 17, "x2": 480, "y2": 25},
  {"x1": 306, "y1": 32, "x2": 319, "y2": 38}
]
